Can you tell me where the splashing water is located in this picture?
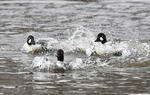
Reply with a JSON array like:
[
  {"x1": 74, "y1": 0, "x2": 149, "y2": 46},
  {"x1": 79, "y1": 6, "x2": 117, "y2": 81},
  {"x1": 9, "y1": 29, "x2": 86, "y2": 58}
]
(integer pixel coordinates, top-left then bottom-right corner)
[
  {"x1": 46, "y1": 26, "x2": 95, "y2": 53},
  {"x1": 27, "y1": 26, "x2": 150, "y2": 71}
]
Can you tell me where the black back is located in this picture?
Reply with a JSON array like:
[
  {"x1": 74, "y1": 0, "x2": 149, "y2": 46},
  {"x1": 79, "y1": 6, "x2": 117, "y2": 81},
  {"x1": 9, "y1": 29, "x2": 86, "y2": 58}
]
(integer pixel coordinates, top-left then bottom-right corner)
[
  {"x1": 95, "y1": 33, "x2": 107, "y2": 44},
  {"x1": 27, "y1": 35, "x2": 35, "y2": 45},
  {"x1": 56, "y1": 49, "x2": 64, "y2": 62}
]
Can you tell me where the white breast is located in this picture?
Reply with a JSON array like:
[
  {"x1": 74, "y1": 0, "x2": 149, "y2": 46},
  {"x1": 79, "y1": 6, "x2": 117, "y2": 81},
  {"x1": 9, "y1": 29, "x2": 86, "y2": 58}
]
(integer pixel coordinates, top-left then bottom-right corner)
[
  {"x1": 86, "y1": 42, "x2": 116, "y2": 56},
  {"x1": 21, "y1": 43, "x2": 42, "y2": 53}
]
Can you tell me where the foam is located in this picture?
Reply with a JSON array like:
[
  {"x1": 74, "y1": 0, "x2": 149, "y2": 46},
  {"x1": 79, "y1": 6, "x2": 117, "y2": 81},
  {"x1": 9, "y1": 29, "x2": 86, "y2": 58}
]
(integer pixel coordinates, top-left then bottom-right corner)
[
  {"x1": 26, "y1": 26, "x2": 150, "y2": 70},
  {"x1": 31, "y1": 56, "x2": 85, "y2": 71}
]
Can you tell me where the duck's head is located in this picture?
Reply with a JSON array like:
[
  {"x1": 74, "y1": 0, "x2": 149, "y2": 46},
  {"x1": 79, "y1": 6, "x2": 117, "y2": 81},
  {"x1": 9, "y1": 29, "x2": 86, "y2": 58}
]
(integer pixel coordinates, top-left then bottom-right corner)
[
  {"x1": 95, "y1": 33, "x2": 107, "y2": 44},
  {"x1": 56, "y1": 49, "x2": 64, "y2": 62},
  {"x1": 27, "y1": 35, "x2": 35, "y2": 45}
]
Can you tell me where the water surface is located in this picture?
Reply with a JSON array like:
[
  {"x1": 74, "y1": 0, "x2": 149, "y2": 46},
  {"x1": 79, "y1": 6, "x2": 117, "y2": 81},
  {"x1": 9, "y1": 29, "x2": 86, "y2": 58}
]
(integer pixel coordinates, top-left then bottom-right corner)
[{"x1": 0, "y1": 0, "x2": 150, "y2": 94}]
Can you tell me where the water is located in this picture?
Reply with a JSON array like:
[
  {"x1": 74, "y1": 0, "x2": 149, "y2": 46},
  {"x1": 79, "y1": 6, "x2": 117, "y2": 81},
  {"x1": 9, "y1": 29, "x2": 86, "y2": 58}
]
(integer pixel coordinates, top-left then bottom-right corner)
[{"x1": 0, "y1": 0, "x2": 150, "y2": 94}]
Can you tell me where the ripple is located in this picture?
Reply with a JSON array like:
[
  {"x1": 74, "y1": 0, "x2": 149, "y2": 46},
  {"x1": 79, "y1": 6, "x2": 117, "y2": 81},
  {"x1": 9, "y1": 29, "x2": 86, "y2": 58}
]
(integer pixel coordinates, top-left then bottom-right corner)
[{"x1": 0, "y1": 0, "x2": 150, "y2": 95}]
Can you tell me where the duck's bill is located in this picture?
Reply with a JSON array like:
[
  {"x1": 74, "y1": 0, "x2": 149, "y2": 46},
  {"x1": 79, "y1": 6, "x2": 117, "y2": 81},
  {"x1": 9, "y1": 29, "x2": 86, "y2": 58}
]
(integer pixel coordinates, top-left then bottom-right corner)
[{"x1": 95, "y1": 39, "x2": 99, "y2": 42}]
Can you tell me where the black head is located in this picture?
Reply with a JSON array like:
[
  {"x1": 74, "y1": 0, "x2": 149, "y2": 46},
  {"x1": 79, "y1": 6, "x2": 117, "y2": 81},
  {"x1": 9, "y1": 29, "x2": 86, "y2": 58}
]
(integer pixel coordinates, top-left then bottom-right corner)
[
  {"x1": 56, "y1": 49, "x2": 64, "y2": 62},
  {"x1": 27, "y1": 35, "x2": 35, "y2": 45},
  {"x1": 95, "y1": 33, "x2": 107, "y2": 44}
]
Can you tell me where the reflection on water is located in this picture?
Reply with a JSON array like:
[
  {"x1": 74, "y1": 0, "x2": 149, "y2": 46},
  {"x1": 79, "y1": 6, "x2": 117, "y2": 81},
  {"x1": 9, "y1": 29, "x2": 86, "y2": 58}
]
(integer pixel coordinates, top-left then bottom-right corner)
[{"x1": 0, "y1": 0, "x2": 150, "y2": 94}]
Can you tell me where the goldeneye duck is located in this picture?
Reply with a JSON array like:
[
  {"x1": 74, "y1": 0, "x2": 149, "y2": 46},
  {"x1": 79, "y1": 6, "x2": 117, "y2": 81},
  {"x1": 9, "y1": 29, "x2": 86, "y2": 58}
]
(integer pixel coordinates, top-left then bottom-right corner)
[
  {"x1": 31, "y1": 49, "x2": 70, "y2": 73},
  {"x1": 21, "y1": 35, "x2": 45, "y2": 53},
  {"x1": 53, "y1": 49, "x2": 66, "y2": 72},
  {"x1": 86, "y1": 33, "x2": 122, "y2": 56}
]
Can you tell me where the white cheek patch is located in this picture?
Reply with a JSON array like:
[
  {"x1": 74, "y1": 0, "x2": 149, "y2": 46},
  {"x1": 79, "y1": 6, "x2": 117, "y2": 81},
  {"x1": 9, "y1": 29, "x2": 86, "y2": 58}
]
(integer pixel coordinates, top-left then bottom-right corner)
[
  {"x1": 99, "y1": 37, "x2": 103, "y2": 41},
  {"x1": 28, "y1": 39, "x2": 31, "y2": 43}
]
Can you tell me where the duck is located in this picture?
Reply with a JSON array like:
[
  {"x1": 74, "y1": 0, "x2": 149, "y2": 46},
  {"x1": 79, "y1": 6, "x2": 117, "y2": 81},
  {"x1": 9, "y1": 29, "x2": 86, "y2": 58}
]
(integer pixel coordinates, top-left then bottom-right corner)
[
  {"x1": 31, "y1": 49, "x2": 70, "y2": 73},
  {"x1": 53, "y1": 49, "x2": 67, "y2": 72},
  {"x1": 21, "y1": 35, "x2": 58, "y2": 54},
  {"x1": 86, "y1": 33, "x2": 122, "y2": 56}
]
